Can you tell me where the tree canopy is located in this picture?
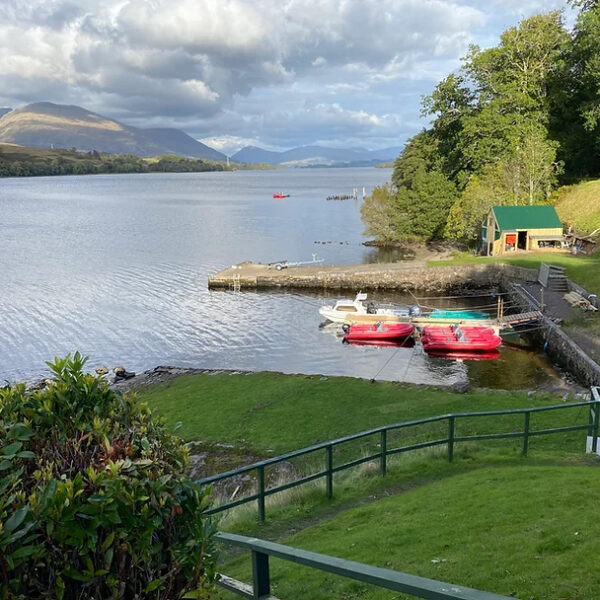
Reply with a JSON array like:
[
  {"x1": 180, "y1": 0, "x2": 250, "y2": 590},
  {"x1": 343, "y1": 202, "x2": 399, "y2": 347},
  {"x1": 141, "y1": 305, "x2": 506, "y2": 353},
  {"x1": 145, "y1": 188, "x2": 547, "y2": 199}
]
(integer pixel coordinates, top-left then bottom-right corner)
[{"x1": 362, "y1": 6, "x2": 600, "y2": 245}]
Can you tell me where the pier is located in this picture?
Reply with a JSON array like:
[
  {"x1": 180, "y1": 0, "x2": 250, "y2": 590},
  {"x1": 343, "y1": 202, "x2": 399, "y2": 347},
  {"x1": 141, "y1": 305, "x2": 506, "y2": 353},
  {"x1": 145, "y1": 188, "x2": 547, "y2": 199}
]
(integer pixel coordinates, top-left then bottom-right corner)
[{"x1": 208, "y1": 261, "x2": 537, "y2": 293}]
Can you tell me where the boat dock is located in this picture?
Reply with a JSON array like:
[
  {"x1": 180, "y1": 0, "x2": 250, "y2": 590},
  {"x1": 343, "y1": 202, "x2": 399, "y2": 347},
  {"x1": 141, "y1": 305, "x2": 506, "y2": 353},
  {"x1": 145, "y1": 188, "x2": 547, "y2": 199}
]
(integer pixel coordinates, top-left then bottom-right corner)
[{"x1": 208, "y1": 261, "x2": 533, "y2": 292}]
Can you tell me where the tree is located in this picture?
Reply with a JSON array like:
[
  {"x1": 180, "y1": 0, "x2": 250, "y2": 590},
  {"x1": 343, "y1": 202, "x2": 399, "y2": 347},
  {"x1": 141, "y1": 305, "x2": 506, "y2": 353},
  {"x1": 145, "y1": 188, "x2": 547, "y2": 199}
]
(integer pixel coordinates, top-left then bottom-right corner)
[{"x1": 360, "y1": 184, "x2": 399, "y2": 243}]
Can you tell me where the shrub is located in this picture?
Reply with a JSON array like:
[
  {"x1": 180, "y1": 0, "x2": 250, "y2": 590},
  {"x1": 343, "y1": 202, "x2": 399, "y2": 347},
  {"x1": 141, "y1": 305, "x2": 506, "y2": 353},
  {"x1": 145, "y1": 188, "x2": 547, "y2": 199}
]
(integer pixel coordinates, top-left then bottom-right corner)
[{"x1": 0, "y1": 353, "x2": 217, "y2": 599}]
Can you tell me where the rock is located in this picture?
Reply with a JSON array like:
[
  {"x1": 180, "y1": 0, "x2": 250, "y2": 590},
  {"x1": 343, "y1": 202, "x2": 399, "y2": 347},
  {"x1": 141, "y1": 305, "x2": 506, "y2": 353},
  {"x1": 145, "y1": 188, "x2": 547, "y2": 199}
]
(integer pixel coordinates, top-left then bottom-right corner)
[
  {"x1": 452, "y1": 381, "x2": 470, "y2": 394},
  {"x1": 113, "y1": 366, "x2": 136, "y2": 381},
  {"x1": 95, "y1": 366, "x2": 109, "y2": 375}
]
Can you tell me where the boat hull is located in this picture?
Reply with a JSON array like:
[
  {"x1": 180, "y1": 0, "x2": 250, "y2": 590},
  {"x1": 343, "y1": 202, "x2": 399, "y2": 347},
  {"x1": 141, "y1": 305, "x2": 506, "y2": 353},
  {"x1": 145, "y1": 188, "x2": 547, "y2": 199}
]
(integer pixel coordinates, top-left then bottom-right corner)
[
  {"x1": 344, "y1": 323, "x2": 415, "y2": 342},
  {"x1": 426, "y1": 350, "x2": 500, "y2": 361}
]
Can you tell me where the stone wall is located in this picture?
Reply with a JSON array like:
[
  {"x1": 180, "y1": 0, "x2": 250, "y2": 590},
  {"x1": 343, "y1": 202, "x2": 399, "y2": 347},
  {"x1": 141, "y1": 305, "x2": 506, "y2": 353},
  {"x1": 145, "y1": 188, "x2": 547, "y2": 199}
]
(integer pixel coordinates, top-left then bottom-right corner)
[
  {"x1": 209, "y1": 262, "x2": 540, "y2": 293},
  {"x1": 505, "y1": 283, "x2": 600, "y2": 387}
]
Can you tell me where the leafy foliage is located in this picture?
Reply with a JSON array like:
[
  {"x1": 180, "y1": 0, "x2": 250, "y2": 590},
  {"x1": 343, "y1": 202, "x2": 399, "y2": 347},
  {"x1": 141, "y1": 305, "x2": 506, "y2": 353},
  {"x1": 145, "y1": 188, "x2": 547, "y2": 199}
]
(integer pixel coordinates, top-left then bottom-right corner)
[
  {"x1": 362, "y1": 9, "x2": 588, "y2": 245},
  {"x1": 0, "y1": 353, "x2": 217, "y2": 600}
]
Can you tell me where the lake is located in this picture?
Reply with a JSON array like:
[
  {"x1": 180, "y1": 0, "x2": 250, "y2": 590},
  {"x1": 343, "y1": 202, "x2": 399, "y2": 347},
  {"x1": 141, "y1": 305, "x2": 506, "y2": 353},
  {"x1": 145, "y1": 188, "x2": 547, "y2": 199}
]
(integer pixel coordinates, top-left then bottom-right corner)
[{"x1": 0, "y1": 167, "x2": 561, "y2": 389}]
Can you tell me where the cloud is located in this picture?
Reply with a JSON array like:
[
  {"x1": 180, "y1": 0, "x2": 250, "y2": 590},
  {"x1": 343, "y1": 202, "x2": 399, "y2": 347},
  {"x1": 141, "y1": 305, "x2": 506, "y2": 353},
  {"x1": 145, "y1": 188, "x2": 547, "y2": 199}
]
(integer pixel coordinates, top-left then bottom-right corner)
[{"x1": 0, "y1": 0, "x2": 562, "y2": 149}]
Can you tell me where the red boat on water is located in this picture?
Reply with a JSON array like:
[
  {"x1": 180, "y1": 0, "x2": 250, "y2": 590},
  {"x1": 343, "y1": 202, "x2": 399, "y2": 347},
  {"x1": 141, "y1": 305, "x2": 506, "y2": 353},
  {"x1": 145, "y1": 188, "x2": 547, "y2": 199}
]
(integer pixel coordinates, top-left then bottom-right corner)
[
  {"x1": 273, "y1": 193, "x2": 290, "y2": 199},
  {"x1": 421, "y1": 325, "x2": 501, "y2": 353},
  {"x1": 343, "y1": 322, "x2": 414, "y2": 343},
  {"x1": 426, "y1": 350, "x2": 500, "y2": 361}
]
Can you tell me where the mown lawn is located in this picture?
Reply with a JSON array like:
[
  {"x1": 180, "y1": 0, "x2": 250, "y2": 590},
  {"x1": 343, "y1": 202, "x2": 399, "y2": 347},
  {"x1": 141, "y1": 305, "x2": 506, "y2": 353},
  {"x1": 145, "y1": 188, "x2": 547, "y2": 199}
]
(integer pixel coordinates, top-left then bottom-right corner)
[
  {"x1": 217, "y1": 463, "x2": 600, "y2": 600},
  {"x1": 139, "y1": 372, "x2": 589, "y2": 457},
  {"x1": 431, "y1": 251, "x2": 600, "y2": 295}
]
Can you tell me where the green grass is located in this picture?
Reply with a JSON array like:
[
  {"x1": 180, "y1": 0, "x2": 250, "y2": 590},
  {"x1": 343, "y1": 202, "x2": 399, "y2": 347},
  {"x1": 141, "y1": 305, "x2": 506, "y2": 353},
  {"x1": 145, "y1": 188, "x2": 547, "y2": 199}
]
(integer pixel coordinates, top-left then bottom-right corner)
[
  {"x1": 554, "y1": 180, "x2": 600, "y2": 235},
  {"x1": 217, "y1": 462, "x2": 600, "y2": 599},
  {"x1": 139, "y1": 373, "x2": 586, "y2": 457},
  {"x1": 430, "y1": 251, "x2": 600, "y2": 295}
]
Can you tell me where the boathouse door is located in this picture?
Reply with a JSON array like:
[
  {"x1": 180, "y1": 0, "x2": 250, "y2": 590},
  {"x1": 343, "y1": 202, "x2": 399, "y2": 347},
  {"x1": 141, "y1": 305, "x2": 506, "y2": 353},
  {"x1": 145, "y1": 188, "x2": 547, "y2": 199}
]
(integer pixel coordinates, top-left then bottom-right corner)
[{"x1": 518, "y1": 231, "x2": 527, "y2": 250}]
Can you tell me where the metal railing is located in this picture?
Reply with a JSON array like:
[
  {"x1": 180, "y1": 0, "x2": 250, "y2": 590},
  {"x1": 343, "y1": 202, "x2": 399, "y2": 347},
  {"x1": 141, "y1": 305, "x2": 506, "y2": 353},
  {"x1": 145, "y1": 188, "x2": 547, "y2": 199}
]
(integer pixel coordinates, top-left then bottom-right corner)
[
  {"x1": 198, "y1": 392, "x2": 600, "y2": 522},
  {"x1": 215, "y1": 532, "x2": 517, "y2": 600}
]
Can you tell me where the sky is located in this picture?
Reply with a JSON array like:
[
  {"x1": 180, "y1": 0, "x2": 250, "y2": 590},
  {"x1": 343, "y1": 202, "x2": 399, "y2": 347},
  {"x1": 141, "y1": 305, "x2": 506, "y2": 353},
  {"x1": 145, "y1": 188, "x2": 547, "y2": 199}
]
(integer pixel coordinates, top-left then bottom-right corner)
[{"x1": 0, "y1": 0, "x2": 575, "y2": 154}]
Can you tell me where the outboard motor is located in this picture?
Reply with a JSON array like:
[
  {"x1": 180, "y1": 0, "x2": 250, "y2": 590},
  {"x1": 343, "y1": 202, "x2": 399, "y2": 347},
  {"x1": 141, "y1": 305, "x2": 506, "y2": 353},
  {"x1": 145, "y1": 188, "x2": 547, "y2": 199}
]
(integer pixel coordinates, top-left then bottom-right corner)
[{"x1": 408, "y1": 305, "x2": 421, "y2": 317}]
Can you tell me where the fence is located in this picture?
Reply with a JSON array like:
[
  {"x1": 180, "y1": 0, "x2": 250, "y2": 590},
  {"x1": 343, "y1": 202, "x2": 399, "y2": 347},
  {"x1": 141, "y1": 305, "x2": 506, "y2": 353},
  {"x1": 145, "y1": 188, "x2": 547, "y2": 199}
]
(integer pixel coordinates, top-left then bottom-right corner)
[
  {"x1": 198, "y1": 391, "x2": 600, "y2": 522},
  {"x1": 216, "y1": 531, "x2": 516, "y2": 600}
]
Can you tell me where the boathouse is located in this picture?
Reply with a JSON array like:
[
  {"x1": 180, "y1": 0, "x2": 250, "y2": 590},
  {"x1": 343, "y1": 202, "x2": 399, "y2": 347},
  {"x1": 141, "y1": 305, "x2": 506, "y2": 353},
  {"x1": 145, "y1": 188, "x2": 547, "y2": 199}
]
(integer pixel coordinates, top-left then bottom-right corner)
[{"x1": 482, "y1": 206, "x2": 564, "y2": 256}]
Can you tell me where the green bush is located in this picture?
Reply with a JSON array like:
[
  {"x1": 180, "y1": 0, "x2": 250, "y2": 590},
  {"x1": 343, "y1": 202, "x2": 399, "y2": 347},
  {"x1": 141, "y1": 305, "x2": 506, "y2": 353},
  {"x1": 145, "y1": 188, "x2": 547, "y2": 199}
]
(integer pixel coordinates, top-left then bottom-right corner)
[{"x1": 0, "y1": 353, "x2": 217, "y2": 599}]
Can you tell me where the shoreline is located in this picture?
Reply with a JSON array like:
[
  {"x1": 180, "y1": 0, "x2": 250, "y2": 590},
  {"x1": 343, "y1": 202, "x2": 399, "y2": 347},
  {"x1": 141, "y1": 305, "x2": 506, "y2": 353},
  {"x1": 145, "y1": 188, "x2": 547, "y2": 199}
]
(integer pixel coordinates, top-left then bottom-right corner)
[{"x1": 112, "y1": 364, "x2": 585, "y2": 397}]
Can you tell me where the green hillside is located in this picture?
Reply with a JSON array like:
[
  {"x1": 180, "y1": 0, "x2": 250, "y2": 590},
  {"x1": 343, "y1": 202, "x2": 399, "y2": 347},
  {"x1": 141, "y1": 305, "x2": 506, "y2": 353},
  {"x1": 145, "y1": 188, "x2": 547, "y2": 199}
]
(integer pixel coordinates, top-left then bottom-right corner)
[
  {"x1": 554, "y1": 180, "x2": 600, "y2": 235},
  {"x1": 218, "y1": 465, "x2": 600, "y2": 599}
]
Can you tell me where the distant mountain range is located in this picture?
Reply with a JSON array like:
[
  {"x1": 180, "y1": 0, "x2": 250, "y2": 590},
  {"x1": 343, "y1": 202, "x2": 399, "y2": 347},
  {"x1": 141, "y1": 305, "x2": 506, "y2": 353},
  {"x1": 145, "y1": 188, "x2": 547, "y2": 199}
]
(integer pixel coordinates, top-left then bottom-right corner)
[
  {"x1": 232, "y1": 144, "x2": 401, "y2": 167},
  {"x1": 0, "y1": 103, "x2": 226, "y2": 161},
  {"x1": 0, "y1": 102, "x2": 400, "y2": 166}
]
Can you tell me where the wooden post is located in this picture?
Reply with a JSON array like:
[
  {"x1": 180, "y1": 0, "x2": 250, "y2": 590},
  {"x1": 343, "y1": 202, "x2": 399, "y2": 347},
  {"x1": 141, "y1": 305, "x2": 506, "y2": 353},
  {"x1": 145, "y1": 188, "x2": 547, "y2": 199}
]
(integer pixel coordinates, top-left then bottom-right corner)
[
  {"x1": 257, "y1": 466, "x2": 265, "y2": 522},
  {"x1": 380, "y1": 430, "x2": 387, "y2": 477},
  {"x1": 251, "y1": 550, "x2": 270, "y2": 599},
  {"x1": 326, "y1": 445, "x2": 333, "y2": 499}
]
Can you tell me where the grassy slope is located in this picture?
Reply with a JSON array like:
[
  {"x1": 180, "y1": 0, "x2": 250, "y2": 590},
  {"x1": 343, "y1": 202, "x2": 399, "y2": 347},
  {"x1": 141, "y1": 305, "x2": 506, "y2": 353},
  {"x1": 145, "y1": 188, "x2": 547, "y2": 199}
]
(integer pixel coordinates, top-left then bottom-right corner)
[
  {"x1": 554, "y1": 180, "x2": 600, "y2": 234},
  {"x1": 0, "y1": 142, "x2": 95, "y2": 163},
  {"x1": 431, "y1": 251, "x2": 600, "y2": 295},
  {"x1": 218, "y1": 464, "x2": 600, "y2": 600},
  {"x1": 139, "y1": 373, "x2": 586, "y2": 457}
]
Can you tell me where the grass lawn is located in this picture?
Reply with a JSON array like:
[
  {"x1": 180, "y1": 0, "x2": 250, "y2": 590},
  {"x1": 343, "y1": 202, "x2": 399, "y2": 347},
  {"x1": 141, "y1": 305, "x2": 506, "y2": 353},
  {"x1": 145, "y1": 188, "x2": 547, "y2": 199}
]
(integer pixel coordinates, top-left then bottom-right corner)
[
  {"x1": 430, "y1": 251, "x2": 600, "y2": 295},
  {"x1": 139, "y1": 372, "x2": 589, "y2": 457},
  {"x1": 217, "y1": 463, "x2": 600, "y2": 600}
]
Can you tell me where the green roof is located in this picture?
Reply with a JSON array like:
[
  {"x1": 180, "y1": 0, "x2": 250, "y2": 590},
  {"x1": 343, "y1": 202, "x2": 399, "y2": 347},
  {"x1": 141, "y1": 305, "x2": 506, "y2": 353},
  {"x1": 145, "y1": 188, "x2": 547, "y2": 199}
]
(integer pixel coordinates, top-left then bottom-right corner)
[{"x1": 492, "y1": 205, "x2": 563, "y2": 231}]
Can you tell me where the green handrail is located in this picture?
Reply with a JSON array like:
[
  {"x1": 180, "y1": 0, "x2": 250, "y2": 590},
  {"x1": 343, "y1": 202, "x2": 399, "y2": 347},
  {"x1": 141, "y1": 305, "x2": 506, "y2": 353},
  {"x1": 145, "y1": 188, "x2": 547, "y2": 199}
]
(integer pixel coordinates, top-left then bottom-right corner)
[
  {"x1": 215, "y1": 532, "x2": 518, "y2": 600},
  {"x1": 198, "y1": 394, "x2": 600, "y2": 521}
]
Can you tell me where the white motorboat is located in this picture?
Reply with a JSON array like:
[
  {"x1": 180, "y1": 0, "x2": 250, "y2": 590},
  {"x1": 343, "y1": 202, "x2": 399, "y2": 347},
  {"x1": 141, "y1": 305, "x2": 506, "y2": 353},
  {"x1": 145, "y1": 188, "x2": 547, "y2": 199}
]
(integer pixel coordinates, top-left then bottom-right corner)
[{"x1": 318, "y1": 292, "x2": 412, "y2": 324}]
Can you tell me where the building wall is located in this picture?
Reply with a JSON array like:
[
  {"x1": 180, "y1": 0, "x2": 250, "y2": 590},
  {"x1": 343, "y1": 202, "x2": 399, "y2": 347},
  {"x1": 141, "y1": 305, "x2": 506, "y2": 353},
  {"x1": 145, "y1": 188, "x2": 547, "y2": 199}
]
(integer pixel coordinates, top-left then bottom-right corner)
[{"x1": 490, "y1": 227, "x2": 563, "y2": 255}]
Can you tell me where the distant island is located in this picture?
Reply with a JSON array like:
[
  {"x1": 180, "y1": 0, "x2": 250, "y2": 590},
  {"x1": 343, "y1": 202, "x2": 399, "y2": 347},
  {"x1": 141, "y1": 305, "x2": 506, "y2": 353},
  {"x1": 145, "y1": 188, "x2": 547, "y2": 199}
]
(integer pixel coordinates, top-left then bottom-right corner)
[{"x1": 0, "y1": 143, "x2": 279, "y2": 178}]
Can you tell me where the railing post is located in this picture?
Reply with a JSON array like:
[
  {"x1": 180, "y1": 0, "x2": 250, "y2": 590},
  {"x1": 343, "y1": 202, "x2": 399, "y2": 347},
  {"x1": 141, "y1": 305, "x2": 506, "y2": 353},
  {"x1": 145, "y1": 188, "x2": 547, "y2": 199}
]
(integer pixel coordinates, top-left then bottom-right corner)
[
  {"x1": 251, "y1": 550, "x2": 270, "y2": 599},
  {"x1": 326, "y1": 444, "x2": 333, "y2": 499},
  {"x1": 257, "y1": 465, "x2": 265, "y2": 523},
  {"x1": 380, "y1": 429, "x2": 387, "y2": 476},
  {"x1": 448, "y1": 417, "x2": 455, "y2": 462},
  {"x1": 593, "y1": 401, "x2": 600, "y2": 455},
  {"x1": 522, "y1": 411, "x2": 530, "y2": 456}
]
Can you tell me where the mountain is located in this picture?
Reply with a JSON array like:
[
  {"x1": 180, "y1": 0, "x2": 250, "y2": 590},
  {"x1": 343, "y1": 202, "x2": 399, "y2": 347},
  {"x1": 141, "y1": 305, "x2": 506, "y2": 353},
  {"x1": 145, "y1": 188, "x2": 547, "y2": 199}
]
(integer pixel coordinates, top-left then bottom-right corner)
[
  {"x1": 0, "y1": 103, "x2": 226, "y2": 161},
  {"x1": 231, "y1": 144, "x2": 401, "y2": 167}
]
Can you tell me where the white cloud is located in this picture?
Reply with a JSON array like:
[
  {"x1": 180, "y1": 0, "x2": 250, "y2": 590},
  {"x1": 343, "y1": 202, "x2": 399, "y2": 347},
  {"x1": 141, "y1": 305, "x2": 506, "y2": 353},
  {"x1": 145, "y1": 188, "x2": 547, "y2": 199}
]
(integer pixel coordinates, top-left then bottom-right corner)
[{"x1": 0, "y1": 0, "x2": 565, "y2": 149}]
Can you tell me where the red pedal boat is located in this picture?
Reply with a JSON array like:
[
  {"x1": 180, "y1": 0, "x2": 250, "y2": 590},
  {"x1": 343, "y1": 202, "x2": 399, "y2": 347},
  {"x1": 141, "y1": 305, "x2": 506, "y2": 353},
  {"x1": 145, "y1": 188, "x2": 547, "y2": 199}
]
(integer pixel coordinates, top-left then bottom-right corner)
[
  {"x1": 421, "y1": 325, "x2": 501, "y2": 353},
  {"x1": 343, "y1": 322, "x2": 414, "y2": 342},
  {"x1": 273, "y1": 193, "x2": 290, "y2": 198}
]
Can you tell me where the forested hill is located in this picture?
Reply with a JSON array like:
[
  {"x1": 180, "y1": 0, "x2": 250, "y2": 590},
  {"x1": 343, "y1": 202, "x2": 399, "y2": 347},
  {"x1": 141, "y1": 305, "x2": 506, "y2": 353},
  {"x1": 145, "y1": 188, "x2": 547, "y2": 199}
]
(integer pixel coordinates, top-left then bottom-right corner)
[{"x1": 362, "y1": 3, "x2": 600, "y2": 246}]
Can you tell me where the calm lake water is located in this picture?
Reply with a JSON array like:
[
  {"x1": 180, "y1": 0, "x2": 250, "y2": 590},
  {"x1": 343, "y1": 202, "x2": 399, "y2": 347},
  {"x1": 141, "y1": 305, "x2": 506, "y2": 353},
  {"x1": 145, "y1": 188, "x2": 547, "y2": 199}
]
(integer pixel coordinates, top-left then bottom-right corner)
[{"x1": 0, "y1": 168, "x2": 561, "y2": 389}]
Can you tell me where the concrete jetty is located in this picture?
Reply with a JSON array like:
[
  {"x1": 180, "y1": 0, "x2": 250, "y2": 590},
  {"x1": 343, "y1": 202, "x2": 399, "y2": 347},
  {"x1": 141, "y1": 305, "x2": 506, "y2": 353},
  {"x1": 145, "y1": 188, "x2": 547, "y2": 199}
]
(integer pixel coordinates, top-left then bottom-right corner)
[{"x1": 208, "y1": 261, "x2": 538, "y2": 292}]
